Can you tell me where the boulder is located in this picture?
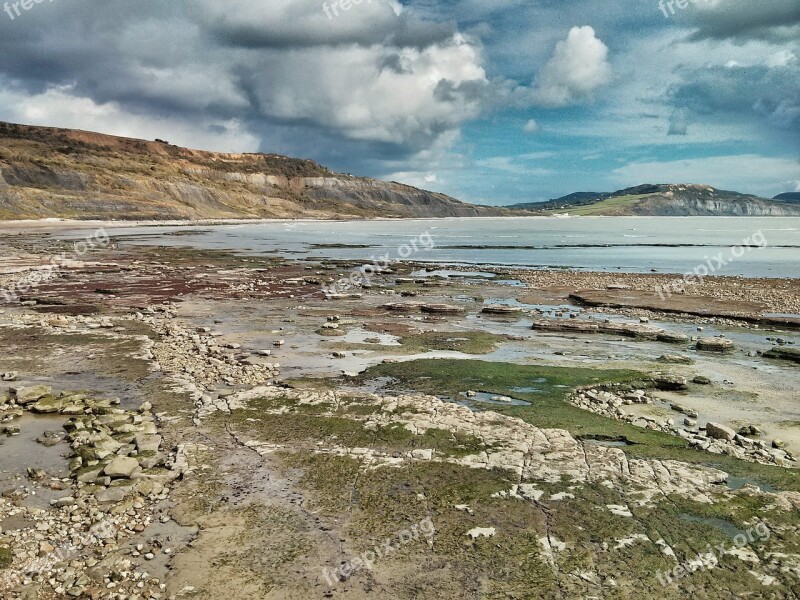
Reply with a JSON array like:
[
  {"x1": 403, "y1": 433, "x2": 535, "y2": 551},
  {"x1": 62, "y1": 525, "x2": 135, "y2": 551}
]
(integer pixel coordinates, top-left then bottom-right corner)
[
  {"x1": 30, "y1": 395, "x2": 69, "y2": 414},
  {"x1": 706, "y1": 422, "x2": 736, "y2": 441},
  {"x1": 657, "y1": 332, "x2": 690, "y2": 344},
  {"x1": 658, "y1": 355, "x2": 693, "y2": 365},
  {"x1": 103, "y1": 456, "x2": 140, "y2": 479},
  {"x1": 11, "y1": 385, "x2": 53, "y2": 405},
  {"x1": 696, "y1": 338, "x2": 735, "y2": 353},
  {"x1": 655, "y1": 375, "x2": 689, "y2": 391},
  {"x1": 763, "y1": 347, "x2": 800, "y2": 364},
  {"x1": 135, "y1": 434, "x2": 162, "y2": 453}
]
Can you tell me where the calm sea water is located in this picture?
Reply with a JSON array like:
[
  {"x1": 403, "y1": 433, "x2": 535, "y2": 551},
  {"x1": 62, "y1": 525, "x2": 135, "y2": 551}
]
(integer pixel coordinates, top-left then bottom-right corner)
[{"x1": 88, "y1": 217, "x2": 800, "y2": 278}]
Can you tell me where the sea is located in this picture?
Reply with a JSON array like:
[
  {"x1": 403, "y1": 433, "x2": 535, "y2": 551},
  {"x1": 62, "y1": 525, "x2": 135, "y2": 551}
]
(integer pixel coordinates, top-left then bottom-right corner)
[{"x1": 67, "y1": 216, "x2": 800, "y2": 278}]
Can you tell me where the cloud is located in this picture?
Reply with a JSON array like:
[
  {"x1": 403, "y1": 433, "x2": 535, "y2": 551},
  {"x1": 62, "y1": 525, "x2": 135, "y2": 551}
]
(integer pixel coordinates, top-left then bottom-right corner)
[
  {"x1": 668, "y1": 61, "x2": 800, "y2": 132},
  {"x1": 683, "y1": 0, "x2": 800, "y2": 41},
  {"x1": 186, "y1": 0, "x2": 451, "y2": 50},
  {"x1": 522, "y1": 119, "x2": 539, "y2": 133},
  {"x1": 668, "y1": 108, "x2": 688, "y2": 135},
  {"x1": 531, "y1": 26, "x2": 612, "y2": 107},
  {"x1": 475, "y1": 156, "x2": 553, "y2": 175},
  {"x1": 0, "y1": 84, "x2": 259, "y2": 152},
  {"x1": 611, "y1": 155, "x2": 800, "y2": 197},
  {"x1": 244, "y1": 34, "x2": 489, "y2": 146}
]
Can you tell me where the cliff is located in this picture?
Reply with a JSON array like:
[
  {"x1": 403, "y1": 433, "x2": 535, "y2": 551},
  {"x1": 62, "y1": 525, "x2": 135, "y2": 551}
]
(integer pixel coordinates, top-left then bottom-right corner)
[
  {"x1": 510, "y1": 184, "x2": 800, "y2": 216},
  {"x1": 0, "y1": 122, "x2": 504, "y2": 220}
]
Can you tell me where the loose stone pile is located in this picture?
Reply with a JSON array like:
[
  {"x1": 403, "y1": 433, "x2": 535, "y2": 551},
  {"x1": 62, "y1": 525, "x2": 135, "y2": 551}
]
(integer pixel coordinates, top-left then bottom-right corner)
[
  {"x1": 130, "y1": 306, "x2": 281, "y2": 422},
  {"x1": 569, "y1": 385, "x2": 796, "y2": 467},
  {"x1": 0, "y1": 385, "x2": 189, "y2": 599}
]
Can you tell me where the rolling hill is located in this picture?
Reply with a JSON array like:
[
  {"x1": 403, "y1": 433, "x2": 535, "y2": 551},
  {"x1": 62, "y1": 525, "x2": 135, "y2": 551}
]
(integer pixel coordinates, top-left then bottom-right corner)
[
  {"x1": 509, "y1": 184, "x2": 800, "y2": 216},
  {"x1": 774, "y1": 192, "x2": 800, "y2": 204}
]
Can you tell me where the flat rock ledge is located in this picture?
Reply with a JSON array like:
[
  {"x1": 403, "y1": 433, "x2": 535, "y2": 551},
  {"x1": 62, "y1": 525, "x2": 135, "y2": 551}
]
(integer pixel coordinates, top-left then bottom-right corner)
[
  {"x1": 568, "y1": 385, "x2": 795, "y2": 467},
  {"x1": 531, "y1": 319, "x2": 690, "y2": 344}
]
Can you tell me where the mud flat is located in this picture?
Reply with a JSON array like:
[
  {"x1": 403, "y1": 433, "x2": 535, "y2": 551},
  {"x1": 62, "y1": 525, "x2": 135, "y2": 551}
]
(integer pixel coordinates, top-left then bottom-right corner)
[{"x1": 0, "y1": 230, "x2": 798, "y2": 599}]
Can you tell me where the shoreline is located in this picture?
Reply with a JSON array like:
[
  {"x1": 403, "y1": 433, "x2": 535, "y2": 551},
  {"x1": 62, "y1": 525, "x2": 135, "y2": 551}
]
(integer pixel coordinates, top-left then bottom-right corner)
[{"x1": 1, "y1": 228, "x2": 799, "y2": 597}]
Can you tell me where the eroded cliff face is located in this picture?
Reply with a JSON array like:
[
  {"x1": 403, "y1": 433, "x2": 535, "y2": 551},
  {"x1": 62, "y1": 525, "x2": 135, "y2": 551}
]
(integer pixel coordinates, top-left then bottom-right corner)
[
  {"x1": 627, "y1": 191, "x2": 800, "y2": 217},
  {"x1": 515, "y1": 184, "x2": 800, "y2": 217},
  {"x1": 0, "y1": 122, "x2": 504, "y2": 220}
]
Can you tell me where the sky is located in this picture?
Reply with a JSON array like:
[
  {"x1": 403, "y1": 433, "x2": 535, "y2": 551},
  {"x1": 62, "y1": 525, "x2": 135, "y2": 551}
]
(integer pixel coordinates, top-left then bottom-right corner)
[{"x1": 0, "y1": 0, "x2": 798, "y2": 206}]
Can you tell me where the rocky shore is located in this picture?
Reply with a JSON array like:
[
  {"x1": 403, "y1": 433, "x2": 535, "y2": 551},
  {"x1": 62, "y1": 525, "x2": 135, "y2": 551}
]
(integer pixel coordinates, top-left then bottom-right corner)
[
  {"x1": 568, "y1": 384, "x2": 795, "y2": 467},
  {"x1": 0, "y1": 231, "x2": 798, "y2": 598},
  {"x1": 1, "y1": 384, "x2": 188, "y2": 598}
]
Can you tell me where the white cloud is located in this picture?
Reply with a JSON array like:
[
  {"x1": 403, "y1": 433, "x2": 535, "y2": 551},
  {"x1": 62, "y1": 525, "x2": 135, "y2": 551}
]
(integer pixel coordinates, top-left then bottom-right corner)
[
  {"x1": 475, "y1": 156, "x2": 553, "y2": 175},
  {"x1": 611, "y1": 155, "x2": 800, "y2": 197},
  {"x1": 532, "y1": 26, "x2": 612, "y2": 107},
  {"x1": 522, "y1": 119, "x2": 539, "y2": 133},
  {"x1": 248, "y1": 34, "x2": 489, "y2": 145}
]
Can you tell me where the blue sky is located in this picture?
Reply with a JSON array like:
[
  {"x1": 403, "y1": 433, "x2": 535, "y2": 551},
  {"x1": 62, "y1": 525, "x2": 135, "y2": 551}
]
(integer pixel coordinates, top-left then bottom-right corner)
[{"x1": 0, "y1": 0, "x2": 797, "y2": 204}]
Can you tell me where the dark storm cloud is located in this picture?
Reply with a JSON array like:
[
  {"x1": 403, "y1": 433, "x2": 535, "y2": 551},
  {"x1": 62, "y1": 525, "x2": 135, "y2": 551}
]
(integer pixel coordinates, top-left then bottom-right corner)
[
  {"x1": 669, "y1": 63, "x2": 800, "y2": 132},
  {"x1": 682, "y1": 0, "x2": 800, "y2": 41}
]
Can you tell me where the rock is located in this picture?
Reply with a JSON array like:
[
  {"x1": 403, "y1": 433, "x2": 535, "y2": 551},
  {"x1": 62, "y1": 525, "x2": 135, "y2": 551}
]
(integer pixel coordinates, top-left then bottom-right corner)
[
  {"x1": 95, "y1": 487, "x2": 128, "y2": 503},
  {"x1": 36, "y1": 431, "x2": 63, "y2": 447},
  {"x1": 532, "y1": 319, "x2": 599, "y2": 334},
  {"x1": 692, "y1": 375, "x2": 712, "y2": 385},
  {"x1": 658, "y1": 355, "x2": 693, "y2": 365},
  {"x1": 103, "y1": 456, "x2": 140, "y2": 478},
  {"x1": 30, "y1": 395, "x2": 69, "y2": 414},
  {"x1": 684, "y1": 418, "x2": 697, "y2": 428},
  {"x1": 482, "y1": 304, "x2": 523, "y2": 315},
  {"x1": 411, "y1": 449, "x2": 433, "y2": 460},
  {"x1": 763, "y1": 346, "x2": 800, "y2": 364},
  {"x1": 738, "y1": 426, "x2": 762, "y2": 437},
  {"x1": 1, "y1": 424, "x2": 20, "y2": 435},
  {"x1": 656, "y1": 332, "x2": 690, "y2": 344},
  {"x1": 466, "y1": 527, "x2": 496, "y2": 540},
  {"x1": 52, "y1": 496, "x2": 75, "y2": 508},
  {"x1": 773, "y1": 439, "x2": 787, "y2": 449},
  {"x1": 135, "y1": 434, "x2": 162, "y2": 453},
  {"x1": 10, "y1": 385, "x2": 53, "y2": 404},
  {"x1": 655, "y1": 375, "x2": 688, "y2": 391},
  {"x1": 27, "y1": 467, "x2": 46, "y2": 479},
  {"x1": 1, "y1": 372, "x2": 18, "y2": 381},
  {"x1": 420, "y1": 304, "x2": 465, "y2": 315},
  {"x1": 696, "y1": 338, "x2": 735, "y2": 353},
  {"x1": 706, "y1": 422, "x2": 736, "y2": 441}
]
